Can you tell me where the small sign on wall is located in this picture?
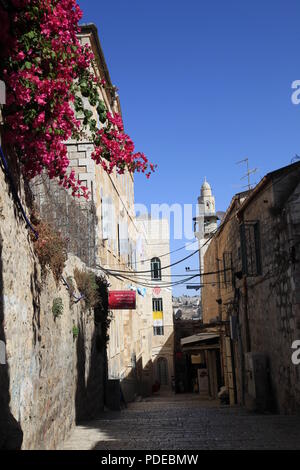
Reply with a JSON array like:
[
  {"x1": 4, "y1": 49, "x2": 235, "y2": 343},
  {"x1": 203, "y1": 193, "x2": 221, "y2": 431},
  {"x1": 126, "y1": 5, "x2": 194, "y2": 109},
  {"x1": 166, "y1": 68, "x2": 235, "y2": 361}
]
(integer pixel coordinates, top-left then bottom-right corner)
[
  {"x1": 153, "y1": 311, "x2": 163, "y2": 327},
  {"x1": 108, "y1": 291, "x2": 136, "y2": 310},
  {"x1": 153, "y1": 287, "x2": 161, "y2": 297},
  {"x1": 0, "y1": 340, "x2": 6, "y2": 365}
]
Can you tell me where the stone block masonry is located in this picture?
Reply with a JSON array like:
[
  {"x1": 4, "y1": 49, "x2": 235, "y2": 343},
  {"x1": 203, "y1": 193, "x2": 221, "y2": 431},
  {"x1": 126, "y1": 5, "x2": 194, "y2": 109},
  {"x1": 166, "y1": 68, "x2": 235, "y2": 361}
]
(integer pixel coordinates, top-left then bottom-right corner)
[{"x1": 0, "y1": 159, "x2": 106, "y2": 449}]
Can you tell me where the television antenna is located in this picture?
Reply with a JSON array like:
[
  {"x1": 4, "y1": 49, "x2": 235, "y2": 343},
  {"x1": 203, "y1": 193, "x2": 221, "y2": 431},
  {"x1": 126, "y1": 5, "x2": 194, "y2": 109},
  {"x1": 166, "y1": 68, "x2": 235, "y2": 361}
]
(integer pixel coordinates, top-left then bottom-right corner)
[{"x1": 236, "y1": 158, "x2": 257, "y2": 190}]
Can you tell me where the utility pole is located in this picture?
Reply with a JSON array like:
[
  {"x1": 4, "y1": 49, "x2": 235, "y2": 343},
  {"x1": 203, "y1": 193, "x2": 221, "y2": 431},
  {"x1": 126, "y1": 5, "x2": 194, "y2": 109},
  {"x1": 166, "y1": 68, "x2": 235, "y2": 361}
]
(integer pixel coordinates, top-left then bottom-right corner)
[{"x1": 236, "y1": 158, "x2": 257, "y2": 190}]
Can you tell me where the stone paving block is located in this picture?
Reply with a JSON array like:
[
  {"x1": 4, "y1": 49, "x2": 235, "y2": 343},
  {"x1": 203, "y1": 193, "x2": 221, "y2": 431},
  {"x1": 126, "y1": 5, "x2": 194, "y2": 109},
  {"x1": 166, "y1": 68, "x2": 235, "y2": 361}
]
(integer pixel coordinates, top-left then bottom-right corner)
[{"x1": 62, "y1": 393, "x2": 300, "y2": 450}]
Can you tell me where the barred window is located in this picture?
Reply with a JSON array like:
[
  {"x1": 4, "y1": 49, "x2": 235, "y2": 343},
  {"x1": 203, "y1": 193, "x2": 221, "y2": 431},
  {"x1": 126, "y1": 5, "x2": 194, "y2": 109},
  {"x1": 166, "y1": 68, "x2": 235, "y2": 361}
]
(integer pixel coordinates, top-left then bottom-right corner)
[
  {"x1": 152, "y1": 298, "x2": 163, "y2": 311},
  {"x1": 153, "y1": 326, "x2": 164, "y2": 336},
  {"x1": 240, "y1": 222, "x2": 262, "y2": 276}
]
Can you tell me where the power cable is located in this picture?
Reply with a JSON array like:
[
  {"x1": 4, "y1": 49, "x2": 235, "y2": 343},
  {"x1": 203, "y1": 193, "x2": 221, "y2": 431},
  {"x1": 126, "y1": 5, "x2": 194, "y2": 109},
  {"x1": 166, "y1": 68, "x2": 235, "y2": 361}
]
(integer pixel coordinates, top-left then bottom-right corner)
[
  {"x1": 107, "y1": 238, "x2": 199, "y2": 267},
  {"x1": 101, "y1": 270, "x2": 200, "y2": 289},
  {"x1": 112, "y1": 267, "x2": 229, "y2": 283},
  {"x1": 98, "y1": 247, "x2": 200, "y2": 274},
  {"x1": 98, "y1": 229, "x2": 218, "y2": 275}
]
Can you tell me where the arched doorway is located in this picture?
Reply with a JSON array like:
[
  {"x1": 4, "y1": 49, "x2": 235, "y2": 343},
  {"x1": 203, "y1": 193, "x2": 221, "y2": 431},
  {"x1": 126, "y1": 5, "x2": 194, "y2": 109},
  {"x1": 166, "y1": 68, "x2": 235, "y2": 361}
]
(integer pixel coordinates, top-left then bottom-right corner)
[{"x1": 157, "y1": 357, "x2": 168, "y2": 386}]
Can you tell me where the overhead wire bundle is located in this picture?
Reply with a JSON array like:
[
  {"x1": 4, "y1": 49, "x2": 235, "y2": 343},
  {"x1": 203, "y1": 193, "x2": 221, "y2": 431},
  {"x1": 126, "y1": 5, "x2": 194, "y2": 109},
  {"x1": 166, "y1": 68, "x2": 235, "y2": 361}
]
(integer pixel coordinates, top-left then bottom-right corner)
[{"x1": 96, "y1": 228, "x2": 230, "y2": 289}]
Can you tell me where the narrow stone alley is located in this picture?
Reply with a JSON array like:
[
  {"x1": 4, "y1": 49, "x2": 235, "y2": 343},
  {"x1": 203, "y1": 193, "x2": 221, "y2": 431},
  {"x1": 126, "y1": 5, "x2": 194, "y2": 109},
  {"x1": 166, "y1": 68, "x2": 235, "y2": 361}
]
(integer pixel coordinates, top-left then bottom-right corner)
[{"x1": 62, "y1": 394, "x2": 300, "y2": 450}]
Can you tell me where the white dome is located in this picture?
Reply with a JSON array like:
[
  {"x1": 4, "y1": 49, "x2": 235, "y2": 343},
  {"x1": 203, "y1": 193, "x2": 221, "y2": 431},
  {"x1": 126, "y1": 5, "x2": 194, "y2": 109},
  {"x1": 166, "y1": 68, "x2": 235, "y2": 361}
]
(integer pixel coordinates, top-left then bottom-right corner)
[{"x1": 201, "y1": 179, "x2": 212, "y2": 196}]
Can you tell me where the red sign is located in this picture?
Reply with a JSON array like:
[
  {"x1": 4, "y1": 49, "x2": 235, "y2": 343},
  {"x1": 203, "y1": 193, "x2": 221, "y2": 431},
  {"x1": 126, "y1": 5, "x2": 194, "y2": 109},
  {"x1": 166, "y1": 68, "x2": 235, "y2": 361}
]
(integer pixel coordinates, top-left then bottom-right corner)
[{"x1": 108, "y1": 291, "x2": 136, "y2": 310}]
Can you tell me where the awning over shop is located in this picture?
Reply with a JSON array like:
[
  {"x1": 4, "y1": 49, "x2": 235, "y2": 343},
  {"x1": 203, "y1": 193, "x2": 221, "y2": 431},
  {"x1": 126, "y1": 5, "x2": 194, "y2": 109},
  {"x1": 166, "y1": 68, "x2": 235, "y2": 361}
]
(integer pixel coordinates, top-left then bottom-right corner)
[{"x1": 180, "y1": 332, "x2": 220, "y2": 352}]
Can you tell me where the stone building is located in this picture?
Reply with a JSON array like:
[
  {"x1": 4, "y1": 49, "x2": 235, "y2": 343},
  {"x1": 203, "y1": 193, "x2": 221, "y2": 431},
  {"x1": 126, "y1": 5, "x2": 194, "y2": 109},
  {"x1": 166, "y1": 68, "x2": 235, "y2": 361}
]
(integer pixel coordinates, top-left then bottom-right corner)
[
  {"x1": 136, "y1": 216, "x2": 174, "y2": 391},
  {"x1": 201, "y1": 190, "x2": 251, "y2": 404},
  {"x1": 0, "y1": 128, "x2": 108, "y2": 448},
  {"x1": 0, "y1": 23, "x2": 173, "y2": 449},
  {"x1": 64, "y1": 24, "x2": 175, "y2": 402},
  {"x1": 63, "y1": 23, "x2": 151, "y2": 403},
  {"x1": 175, "y1": 179, "x2": 221, "y2": 399},
  {"x1": 173, "y1": 296, "x2": 201, "y2": 321},
  {"x1": 202, "y1": 161, "x2": 300, "y2": 413}
]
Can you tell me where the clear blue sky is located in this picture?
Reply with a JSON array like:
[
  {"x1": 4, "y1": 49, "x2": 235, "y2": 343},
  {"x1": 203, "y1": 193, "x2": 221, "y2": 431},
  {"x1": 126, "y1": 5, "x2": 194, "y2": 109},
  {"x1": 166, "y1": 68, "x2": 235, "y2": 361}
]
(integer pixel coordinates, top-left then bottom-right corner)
[{"x1": 78, "y1": 0, "x2": 300, "y2": 295}]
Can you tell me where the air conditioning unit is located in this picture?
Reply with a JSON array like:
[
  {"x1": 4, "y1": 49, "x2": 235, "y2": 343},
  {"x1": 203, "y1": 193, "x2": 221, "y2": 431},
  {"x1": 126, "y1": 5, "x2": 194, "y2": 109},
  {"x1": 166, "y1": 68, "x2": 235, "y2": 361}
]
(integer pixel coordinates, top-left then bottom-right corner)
[{"x1": 244, "y1": 352, "x2": 269, "y2": 412}]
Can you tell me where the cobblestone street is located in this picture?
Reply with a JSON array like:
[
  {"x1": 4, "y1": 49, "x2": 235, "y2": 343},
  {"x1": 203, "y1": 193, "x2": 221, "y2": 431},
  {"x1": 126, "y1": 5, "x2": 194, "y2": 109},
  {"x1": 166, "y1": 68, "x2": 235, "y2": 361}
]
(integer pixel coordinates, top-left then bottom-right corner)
[{"x1": 62, "y1": 394, "x2": 300, "y2": 450}]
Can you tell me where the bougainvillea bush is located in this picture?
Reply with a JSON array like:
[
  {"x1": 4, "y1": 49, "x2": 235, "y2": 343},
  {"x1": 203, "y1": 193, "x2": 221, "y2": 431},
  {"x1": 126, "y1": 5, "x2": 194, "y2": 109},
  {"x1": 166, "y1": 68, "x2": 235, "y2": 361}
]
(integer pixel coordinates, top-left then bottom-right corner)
[{"x1": 0, "y1": 0, "x2": 156, "y2": 199}]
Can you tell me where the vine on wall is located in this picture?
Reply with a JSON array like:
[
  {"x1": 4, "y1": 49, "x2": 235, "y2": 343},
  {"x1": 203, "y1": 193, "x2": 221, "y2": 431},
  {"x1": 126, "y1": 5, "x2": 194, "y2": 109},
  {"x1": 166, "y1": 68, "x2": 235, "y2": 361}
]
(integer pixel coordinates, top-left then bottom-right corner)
[{"x1": 31, "y1": 213, "x2": 67, "y2": 282}]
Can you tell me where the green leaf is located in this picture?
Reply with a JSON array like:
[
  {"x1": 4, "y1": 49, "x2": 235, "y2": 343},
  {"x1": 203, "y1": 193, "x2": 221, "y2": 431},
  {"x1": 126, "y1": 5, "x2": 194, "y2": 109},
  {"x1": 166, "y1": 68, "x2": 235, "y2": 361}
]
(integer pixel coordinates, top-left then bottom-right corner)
[
  {"x1": 97, "y1": 100, "x2": 106, "y2": 113},
  {"x1": 81, "y1": 88, "x2": 90, "y2": 98},
  {"x1": 89, "y1": 96, "x2": 97, "y2": 106},
  {"x1": 27, "y1": 31, "x2": 36, "y2": 40},
  {"x1": 25, "y1": 61, "x2": 32, "y2": 70},
  {"x1": 83, "y1": 109, "x2": 93, "y2": 119},
  {"x1": 74, "y1": 96, "x2": 84, "y2": 112},
  {"x1": 99, "y1": 111, "x2": 107, "y2": 124},
  {"x1": 90, "y1": 119, "x2": 97, "y2": 133}
]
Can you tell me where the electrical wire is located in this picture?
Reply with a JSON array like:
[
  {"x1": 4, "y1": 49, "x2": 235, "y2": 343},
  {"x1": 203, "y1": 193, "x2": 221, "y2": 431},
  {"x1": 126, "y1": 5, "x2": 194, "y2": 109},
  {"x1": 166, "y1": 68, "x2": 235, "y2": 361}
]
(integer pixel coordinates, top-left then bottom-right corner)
[
  {"x1": 107, "y1": 238, "x2": 199, "y2": 267},
  {"x1": 110, "y1": 268, "x2": 229, "y2": 283},
  {"x1": 101, "y1": 265, "x2": 229, "y2": 289},
  {"x1": 97, "y1": 229, "x2": 232, "y2": 291},
  {"x1": 98, "y1": 228, "x2": 218, "y2": 275},
  {"x1": 106, "y1": 166, "x2": 298, "y2": 273},
  {"x1": 101, "y1": 270, "x2": 200, "y2": 289},
  {"x1": 98, "y1": 247, "x2": 200, "y2": 274}
]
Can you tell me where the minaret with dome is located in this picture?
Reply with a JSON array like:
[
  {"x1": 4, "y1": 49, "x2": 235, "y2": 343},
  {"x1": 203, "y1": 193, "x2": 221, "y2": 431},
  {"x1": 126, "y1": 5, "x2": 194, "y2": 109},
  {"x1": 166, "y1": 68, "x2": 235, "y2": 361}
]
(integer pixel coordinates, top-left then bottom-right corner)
[
  {"x1": 198, "y1": 178, "x2": 218, "y2": 238},
  {"x1": 193, "y1": 178, "x2": 218, "y2": 307}
]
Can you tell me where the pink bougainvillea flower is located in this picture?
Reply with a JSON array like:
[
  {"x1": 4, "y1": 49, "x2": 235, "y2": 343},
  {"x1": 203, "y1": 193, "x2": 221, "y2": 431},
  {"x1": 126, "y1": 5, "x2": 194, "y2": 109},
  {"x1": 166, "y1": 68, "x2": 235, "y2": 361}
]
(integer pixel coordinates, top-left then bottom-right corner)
[
  {"x1": 0, "y1": 0, "x2": 156, "y2": 199},
  {"x1": 16, "y1": 51, "x2": 25, "y2": 60}
]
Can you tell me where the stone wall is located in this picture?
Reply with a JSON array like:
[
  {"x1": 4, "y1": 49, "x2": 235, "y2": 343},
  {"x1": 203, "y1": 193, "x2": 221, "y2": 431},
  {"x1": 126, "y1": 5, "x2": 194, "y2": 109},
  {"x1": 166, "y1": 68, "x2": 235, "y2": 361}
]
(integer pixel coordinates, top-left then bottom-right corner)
[
  {"x1": 238, "y1": 172, "x2": 300, "y2": 414},
  {"x1": 0, "y1": 157, "x2": 106, "y2": 449},
  {"x1": 202, "y1": 164, "x2": 300, "y2": 414}
]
